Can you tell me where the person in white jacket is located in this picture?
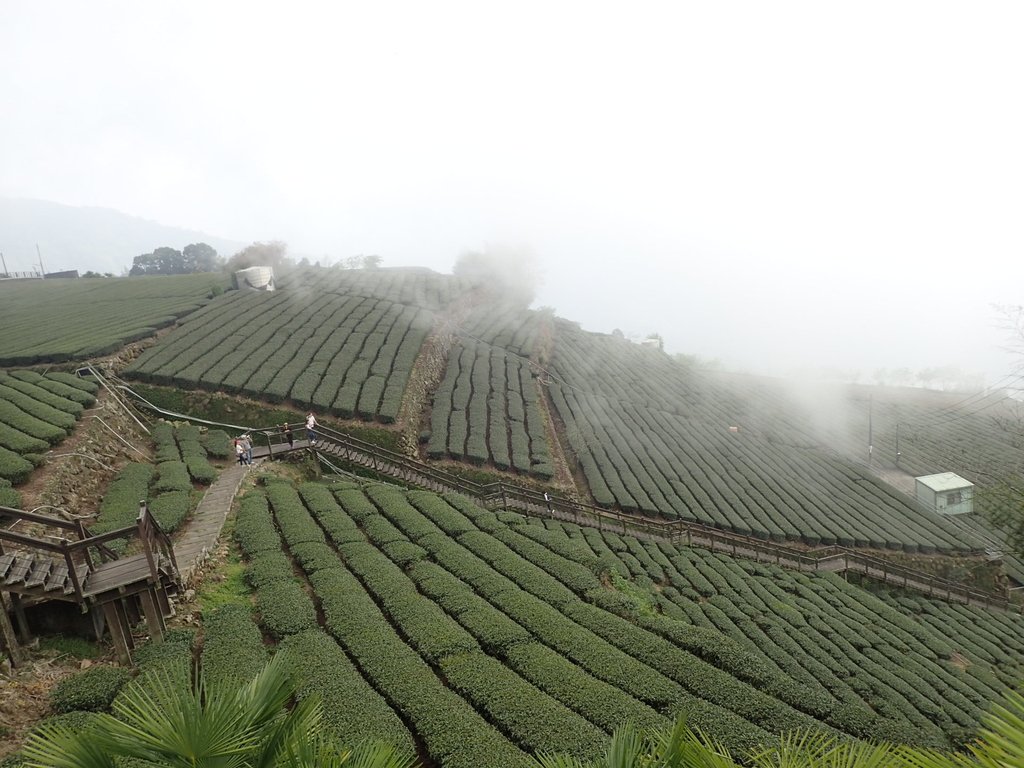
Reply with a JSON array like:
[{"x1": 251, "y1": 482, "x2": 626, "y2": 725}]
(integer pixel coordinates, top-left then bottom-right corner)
[{"x1": 306, "y1": 412, "x2": 317, "y2": 445}]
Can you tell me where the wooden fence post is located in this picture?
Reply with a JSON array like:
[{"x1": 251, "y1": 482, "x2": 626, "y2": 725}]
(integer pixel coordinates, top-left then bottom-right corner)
[
  {"x1": 103, "y1": 602, "x2": 132, "y2": 666},
  {"x1": 0, "y1": 592, "x2": 26, "y2": 666}
]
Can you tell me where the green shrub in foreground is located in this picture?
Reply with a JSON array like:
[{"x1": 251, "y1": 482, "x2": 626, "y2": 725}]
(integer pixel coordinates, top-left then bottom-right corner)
[
  {"x1": 0, "y1": 446, "x2": 34, "y2": 484},
  {"x1": 201, "y1": 604, "x2": 267, "y2": 687},
  {"x1": 49, "y1": 666, "x2": 132, "y2": 713},
  {"x1": 256, "y1": 580, "x2": 317, "y2": 639}
]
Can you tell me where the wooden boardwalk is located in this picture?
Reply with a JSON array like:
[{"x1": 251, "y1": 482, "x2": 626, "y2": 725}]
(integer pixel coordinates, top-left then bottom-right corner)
[{"x1": 174, "y1": 463, "x2": 250, "y2": 586}]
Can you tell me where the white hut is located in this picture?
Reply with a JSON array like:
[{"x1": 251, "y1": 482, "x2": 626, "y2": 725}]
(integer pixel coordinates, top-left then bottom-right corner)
[
  {"x1": 232, "y1": 266, "x2": 275, "y2": 291},
  {"x1": 915, "y1": 472, "x2": 974, "y2": 515}
]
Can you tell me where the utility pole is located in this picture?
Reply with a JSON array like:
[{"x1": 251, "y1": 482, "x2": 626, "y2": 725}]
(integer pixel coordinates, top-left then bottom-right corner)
[
  {"x1": 895, "y1": 422, "x2": 901, "y2": 466},
  {"x1": 867, "y1": 394, "x2": 873, "y2": 465},
  {"x1": 36, "y1": 243, "x2": 46, "y2": 278}
]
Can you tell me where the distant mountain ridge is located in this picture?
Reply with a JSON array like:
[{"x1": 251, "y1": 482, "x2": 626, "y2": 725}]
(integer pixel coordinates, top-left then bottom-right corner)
[{"x1": 0, "y1": 197, "x2": 244, "y2": 276}]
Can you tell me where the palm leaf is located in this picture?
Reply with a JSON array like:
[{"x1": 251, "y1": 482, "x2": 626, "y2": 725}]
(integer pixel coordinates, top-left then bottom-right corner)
[{"x1": 20, "y1": 719, "x2": 119, "y2": 768}]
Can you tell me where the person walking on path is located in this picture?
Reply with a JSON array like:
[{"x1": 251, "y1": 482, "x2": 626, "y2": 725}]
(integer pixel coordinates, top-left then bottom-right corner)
[
  {"x1": 235, "y1": 438, "x2": 245, "y2": 466},
  {"x1": 281, "y1": 422, "x2": 294, "y2": 448},
  {"x1": 306, "y1": 412, "x2": 317, "y2": 445}
]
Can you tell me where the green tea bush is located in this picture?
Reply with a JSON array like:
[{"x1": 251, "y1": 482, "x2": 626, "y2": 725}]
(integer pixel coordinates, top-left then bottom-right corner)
[
  {"x1": 92, "y1": 463, "x2": 155, "y2": 549},
  {"x1": 245, "y1": 550, "x2": 295, "y2": 589},
  {"x1": 0, "y1": 478, "x2": 21, "y2": 507},
  {"x1": 278, "y1": 629, "x2": 415, "y2": 751},
  {"x1": 233, "y1": 493, "x2": 281, "y2": 556},
  {"x1": 184, "y1": 455, "x2": 216, "y2": 484},
  {"x1": 0, "y1": 448, "x2": 33, "y2": 484},
  {"x1": 153, "y1": 461, "x2": 191, "y2": 493},
  {"x1": 289, "y1": 541, "x2": 340, "y2": 575},
  {"x1": 256, "y1": 580, "x2": 317, "y2": 639},
  {"x1": 201, "y1": 604, "x2": 267, "y2": 686},
  {"x1": 49, "y1": 666, "x2": 132, "y2": 713},
  {"x1": 150, "y1": 490, "x2": 190, "y2": 532},
  {"x1": 201, "y1": 429, "x2": 232, "y2": 459}
]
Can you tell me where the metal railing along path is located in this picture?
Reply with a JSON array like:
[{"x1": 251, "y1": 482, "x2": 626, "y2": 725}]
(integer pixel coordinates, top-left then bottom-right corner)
[{"x1": 116, "y1": 387, "x2": 1017, "y2": 613}]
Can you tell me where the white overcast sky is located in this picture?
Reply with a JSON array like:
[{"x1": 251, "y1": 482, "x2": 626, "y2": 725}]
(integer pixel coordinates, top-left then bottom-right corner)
[{"x1": 2, "y1": 1, "x2": 1023, "y2": 383}]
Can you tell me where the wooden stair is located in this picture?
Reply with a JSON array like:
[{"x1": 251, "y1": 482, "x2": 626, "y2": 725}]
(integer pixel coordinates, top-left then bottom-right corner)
[{"x1": 1, "y1": 551, "x2": 88, "y2": 598}]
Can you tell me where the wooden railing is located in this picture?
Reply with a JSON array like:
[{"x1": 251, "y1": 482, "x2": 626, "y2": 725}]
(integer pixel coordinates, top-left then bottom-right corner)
[
  {"x1": 0, "y1": 503, "x2": 177, "y2": 603},
  {"x1": 136, "y1": 501, "x2": 178, "y2": 585},
  {"x1": 298, "y1": 427, "x2": 1018, "y2": 613}
]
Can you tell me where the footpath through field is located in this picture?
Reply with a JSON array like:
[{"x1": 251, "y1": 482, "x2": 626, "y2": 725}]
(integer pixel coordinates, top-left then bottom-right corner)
[{"x1": 173, "y1": 462, "x2": 249, "y2": 585}]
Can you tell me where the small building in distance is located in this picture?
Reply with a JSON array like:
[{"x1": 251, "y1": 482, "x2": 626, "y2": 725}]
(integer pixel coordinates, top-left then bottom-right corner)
[
  {"x1": 915, "y1": 472, "x2": 974, "y2": 515},
  {"x1": 232, "y1": 266, "x2": 275, "y2": 291}
]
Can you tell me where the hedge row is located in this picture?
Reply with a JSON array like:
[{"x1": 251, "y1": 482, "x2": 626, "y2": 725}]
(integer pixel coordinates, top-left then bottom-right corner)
[
  {"x1": 298, "y1": 482, "x2": 366, "y2": 546},
  {"x1": 548, "y1": 321, "x2": 979, "y2": 553},
  {"x1": 153, "y1": 461, "x2": 191, "y2": 493},
  {"x1": 0, "y1": 375, "x2": 84, "y2": 418},
  {"x1": 201, "y1": 429, "x2": 232, "y2": 459},
  {"x1": 49, "y1": 666, "x2": 132, "y2": 713},
  {"x1": 339, "y1": 540, "x2": 479, "y2": 664},
  {"x1": 0, "y1": 273, "x2": 224, "y2": 364},
  {"x1": 371, "y1": 492, "x2": 772, "y2": 755},
  {"x1": 310, "y1": 565, "x2": 535, "y2": 768},
  {"x1": 483, "y1": 522, "x2": 842, "y2": 738},
  {"x1": 0, "y1": 399, "x2": 67, "y2": 446},
  {"x1": 149, "y1": 490, "x2": 190, "y2": 533},
  {"x1": 9, "y1": 370, "x2": 96, "y2": 405},
  {"x1": 45, "y1": 371, "x2": 100, "y2": 396},
  {"x1": 0, "y1": 477, "x2": 21, "y2": 507},
  {"x1": 152, "y1": 422, "x2": 180, "y2": 462},
  {"x1": 439, "y1": 651, "x2": 607, "y2": 759},
  {"x1": 554, "y1": 520, "x2": 1003, "y2": 747},
  {"x1": 0, "y1": 446, "x2": 34, "y2": 484},
  {"x1": 0, "y1": 421, "x2": 49, "y2": 455},
  {"x1": 266, "y1": 483, "x2": 327, "y2": 547},
  {"x1": 255, "y1": 579, "x2": 318, "y2": 639},
  {"x1": 277, "y1": 629, "x2": 415, "y2": 751},
  {"x1": 92, "y1": 463, "x2": 155, "y2": 551},
  {"x1": 200, "y1": 604, "x2": 268, "y2": 687},
  {"x1": 399, "y1": 557, "x2": 670, "y2": 736},
  {"x1": 0, "y1": 382, "x2": 76, "y2": 430},
  {"x1": 124, "y1": 280, "x2": 435, "y2": 424},
  {"x1": 426, "y1": 306, "x2": 553, "y2": 478},
  {"x1": 233, "y1": 493, "x2": 282, "y2": 557}
]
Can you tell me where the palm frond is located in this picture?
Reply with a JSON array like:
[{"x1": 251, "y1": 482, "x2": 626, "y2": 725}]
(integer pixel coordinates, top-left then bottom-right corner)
[{"x1": 20, "y1": 720, "x2": 119, "y2": 768}]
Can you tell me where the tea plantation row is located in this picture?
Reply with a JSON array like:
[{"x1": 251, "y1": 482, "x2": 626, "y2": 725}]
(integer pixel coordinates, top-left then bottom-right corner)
[
  {"x1": 227, "y1": 477, "x2": 1019, "y2": 766},
  {"x1": 0, "y1": 274, "x2": 226, "y2": 365},
  {"x1": 428, "y1": 305, "x2": 553, "y2": 478},
  {"x1": 0, "y1": 370, "x2": 97, "y2": 491},
  {"x1": 124, "y1": 284, "x2": 434, "y2": 423},
  {"x1": 548, "y1": 321, "x2": 980, "y2": 554}
]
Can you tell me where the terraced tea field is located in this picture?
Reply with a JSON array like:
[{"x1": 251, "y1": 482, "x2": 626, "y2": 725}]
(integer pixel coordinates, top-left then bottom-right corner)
[
  {"x1": 124, "y1": 269, "x2": 449, "y2": 422},
  {"x1": 229, "y1": 477, "x2": 1022, "y2": 766},
  {"x1": 547, "y1": 321, "x2": 981, "y2": 554},
  {"x1": 8, "y1": 267, "x2": 1022, "y2": 565},
  {"x1": 427, "y1": 305, "x2": 553, "y2": 478},
  {"x1": 0, "y1": 370, "x2": 98, "y2": 499},
  {"x1": 0, "y1": 274, "x2": 227, "y2": 365}
]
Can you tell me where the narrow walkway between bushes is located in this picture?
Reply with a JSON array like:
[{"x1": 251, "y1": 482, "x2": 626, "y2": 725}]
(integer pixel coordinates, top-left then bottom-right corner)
[{"x1": 174, "y1": 463, "x2": 250, "y2": 586}]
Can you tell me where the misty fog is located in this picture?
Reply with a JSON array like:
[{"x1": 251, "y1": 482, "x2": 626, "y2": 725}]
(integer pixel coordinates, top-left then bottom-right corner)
[{"x1": 2, "y1": 2, "x2": 1022, "y2": 386}]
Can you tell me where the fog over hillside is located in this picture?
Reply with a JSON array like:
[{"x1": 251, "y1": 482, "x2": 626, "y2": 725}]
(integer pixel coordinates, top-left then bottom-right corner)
[
  {"x1": 0, "y1": 197, "x2": 243, "y2": 276},
  {"x1": 2, "y1": 2, "x2": 1022, "y2": 385}
]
